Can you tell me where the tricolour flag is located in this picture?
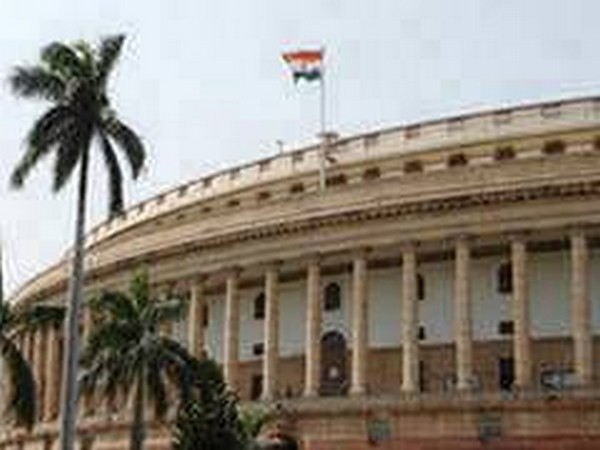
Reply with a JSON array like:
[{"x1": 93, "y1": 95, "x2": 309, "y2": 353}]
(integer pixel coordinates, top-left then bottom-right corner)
[{"x1": 282, "y1": 49, "x2": 324, "y2": 83}]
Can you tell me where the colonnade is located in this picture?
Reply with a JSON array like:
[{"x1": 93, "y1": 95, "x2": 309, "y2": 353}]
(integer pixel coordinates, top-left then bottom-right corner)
[
  {"x1": 208, "y1": 230, "x2": 594, "y2": 398},
  {"x1": 19, "y1": 229, "x2": 595, "y2": 424}
]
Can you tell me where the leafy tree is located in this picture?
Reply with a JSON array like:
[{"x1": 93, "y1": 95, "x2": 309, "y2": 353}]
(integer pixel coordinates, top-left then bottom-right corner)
[
  {"x1": 8, "y1": 35, "x2": 146, "y2": 449},
  {"x1": 239, "y1": 406, "x2": 275, "y2": 449},
  {"x1": 80, "y1": 272, "x2": 194, "y2": 450},
  {"x1": 171, "y1": 358, "x2": 247, "y2": 450},
  {"x1": 0, "y1": 299, "x2": 64, "y2": 429}
]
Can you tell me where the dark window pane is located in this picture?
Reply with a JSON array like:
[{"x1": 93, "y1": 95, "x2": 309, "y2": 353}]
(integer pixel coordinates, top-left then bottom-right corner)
[
  {"x1": 498, "y1": 320, "x2": 514, "y2": 335},
  {"x1": 497, "y1": 263, "x2": 513, "y2": 294},
  {"x1": 324, "y1": 282, "x2": 342, "y2": 311},
  {"x1": 498, "y1": 262, "x2": 512, "y2": 293},
  {"x1": 419, "y1": 360, "x2": 427, "y2": 392},
  {"x1": 202, "y1": 304, "x2": 209, "y2": 328},
  {"x1": 250, "y1": 374, "x2": 263, "y2": 401},
  {"x1": 417, "y1": 273, "x2": 425, "y2": 301},
  {"x1": 543, "y1": 140, "x2": 565, "y2": 155},
  {"x1": 254, "y1": 293, "x2": 265, "y2": 320},
  {"x1": 252, "y1": 342, "x2": 264, "y2": 356}
]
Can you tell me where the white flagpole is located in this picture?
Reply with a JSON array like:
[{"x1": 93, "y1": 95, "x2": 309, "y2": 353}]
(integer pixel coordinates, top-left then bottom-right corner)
[{"x1": 318, "y1": 47, "x2": 327, "y2": 191}]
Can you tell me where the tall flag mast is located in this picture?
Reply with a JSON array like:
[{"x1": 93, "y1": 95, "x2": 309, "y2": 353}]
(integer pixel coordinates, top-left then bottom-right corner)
[{"x1": 282, "y1": 48, "x2": 330, "y2": 190}]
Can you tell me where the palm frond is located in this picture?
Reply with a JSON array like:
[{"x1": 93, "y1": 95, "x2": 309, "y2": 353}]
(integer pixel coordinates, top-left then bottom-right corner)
[
  {"x1": 0, "y1": 302, "x2": 14, "y2": 334},
  {"x1": 153, "y1": 298, "x2": 187, "y2": 326},
  {"x1": 0, "y1": 337, "x2": 36, "y2": 428},
  {"x1": 26, "y1": 106, "x2": 75, "y2": 150},
  {"x1": 52, "y1": 124, "x2": 91, "y2": 192},
  {"x1": 145, "y1": 357, "x2": 169, "y2": 419},
  {"x1": 104, "y1": 117, "x2": 146, "y2": 179},
  {"x1": 89, "y1": 290, "x2": 137, "y2": 322},
  {"x1": 81, "y1": 321, "x2": 140, "y2": 366},
  {"x1": 40, "y1": 42, "x2": 86, "y2": 81},
  {"x1": 99, "y1": 132, "x2": 124, "y2": 218},
  {"x1": 129, "y1": 271, "x2": 151, "y2": 310},
  {"x1": 12, "y1": 304, "x2": 65, "y2": 334},
  {"x1": 10, "y1": 106, "x2": 75, "y2": 188},
  {"x1": 8, "y1": 66, "x2": 66, "y2": 101},
  {"x1": 97, "y1": 35, "x2": 126, "y2": 88}
]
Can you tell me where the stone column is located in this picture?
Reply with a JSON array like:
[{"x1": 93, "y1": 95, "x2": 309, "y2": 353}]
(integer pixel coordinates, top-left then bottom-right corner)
[
  {"x1": 44, "y1": 326, "x2": 60, "y2": 421},
  {"x1": 223, "y1": 270, "x2": 240, "y2": 391},
  {"x1": 454, "y1": 236, "x2": 473, "y2": 391},
  {"x1": 33, "y1": 328, "x2": 45, "y2": 420},
  {"x1": 82, "y1": 307, "x2": 94, "y2": 416},
  {"x1": 570, "y1": 230, "x2": 593, "y2": 386},
  {"x1": 304, "y1": 258, "x2": 322, "y2": 397},
  {"x1": 402, "y1": 244, "x2": 419, "y2": 393},
  {"x1": 157, "y1": 284, "x2": 174, "y2": 336},
  {"x1": 511, "y1": 236, "x2": 532, "y2": 390},
  {"x1": 188, "y1": 278, "x2": 206, "y2": 359},
  {"x1": 262, "y1": 264, "x2": 280, "y2": 401},
  {"x1": 350, "y1": 251, "x2": 369, "y2": 395},
  {"x1": 18, "y1": 334, "x2": 25, "y2": 356},
  {"x1": 24, "y1": 331, "x2": 33, "y2": 364}
]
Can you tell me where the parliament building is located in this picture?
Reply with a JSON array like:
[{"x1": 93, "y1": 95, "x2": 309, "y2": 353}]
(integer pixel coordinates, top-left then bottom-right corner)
[{"x1": 3, "y1": 96, "x2": 600, "y2": 449}]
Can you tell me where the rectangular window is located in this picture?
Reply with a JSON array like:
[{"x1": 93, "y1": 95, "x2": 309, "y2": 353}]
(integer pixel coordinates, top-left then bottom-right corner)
[
  {"x1": 498, "y1": 320, "x2": 514, "y2": 335},
  {"x1": 417, "y1": 274, "x2": 425, "y2": 301},
  {"x1": 252, "y1": 343, "x2": 264, "y2": 356},
  {"x1": 250, "y1": 374, "x2": 263, "y2": 401},
  {"x1": 202, "y1": 304, "x2": 209, "y2": 328},
  {"x1": 419, "y1": 360, "x2": 427, "y2": 392},
  {"x1": 253, "y1": 293, "x2": 266, "y2": 320},
  {"x1": 497, "y1": 263, "x2": 513, "y2": 294},
  {"x1": 498, "y1": 357, "x2": 514, "y2": 391}
]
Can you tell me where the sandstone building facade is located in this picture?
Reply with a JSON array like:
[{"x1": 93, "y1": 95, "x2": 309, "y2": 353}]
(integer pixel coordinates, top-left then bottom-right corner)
[{"x1": 3, "y1": 96, "x2": 600, "y2": 449}]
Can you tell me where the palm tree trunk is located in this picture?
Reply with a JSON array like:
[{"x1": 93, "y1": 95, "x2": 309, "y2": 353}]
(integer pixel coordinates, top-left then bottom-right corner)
[
  {"x1": 58, "y1": 150, "x2": 89, "y2": 450},
  {"x1": 131, "y1": 371, "x2": 146, "y2": 450}
]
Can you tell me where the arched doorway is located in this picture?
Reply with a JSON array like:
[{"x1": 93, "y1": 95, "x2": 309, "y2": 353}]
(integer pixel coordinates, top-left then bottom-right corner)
[{"x1": 320, "y1": 330, "x2": 348, "y2": 396}]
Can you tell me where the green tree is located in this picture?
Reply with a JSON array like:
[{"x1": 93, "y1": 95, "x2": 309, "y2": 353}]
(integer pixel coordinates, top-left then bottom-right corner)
[
  {"x1": 171, "y1": 358, "x2": 247, "y2": 450},
  {"x1": 8, "y1": 34, "x2": 147, "y2": 449},
  {"x1": 239, "y1": 405, "x2": 275, "y2": 449},
  {"x1": 0, "y1": 299, "x2": 64, "y2": 429},
  {"x1": 80, "y1": 272, "x2": 194, "y2": 450}
]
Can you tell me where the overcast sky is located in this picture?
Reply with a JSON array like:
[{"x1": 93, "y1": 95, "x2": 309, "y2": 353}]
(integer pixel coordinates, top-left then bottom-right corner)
[{"x1": 0, "y1": 0, "x2": 599, "y2": 294}]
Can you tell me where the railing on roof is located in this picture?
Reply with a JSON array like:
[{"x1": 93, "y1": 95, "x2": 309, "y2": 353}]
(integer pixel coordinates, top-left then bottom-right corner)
[{"x1": 85, "y1": 96, "x2": 600, "y2": 248}]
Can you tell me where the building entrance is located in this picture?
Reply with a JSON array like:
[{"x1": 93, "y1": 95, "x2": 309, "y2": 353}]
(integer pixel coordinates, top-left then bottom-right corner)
[{"x1": 498, "y1": 357, "x2": 515, "y2": 391}]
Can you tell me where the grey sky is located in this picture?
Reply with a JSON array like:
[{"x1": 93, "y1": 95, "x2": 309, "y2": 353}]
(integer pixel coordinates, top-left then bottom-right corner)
[{"x1": 0, "y1": 0, "x2": 598, "y2": 294}]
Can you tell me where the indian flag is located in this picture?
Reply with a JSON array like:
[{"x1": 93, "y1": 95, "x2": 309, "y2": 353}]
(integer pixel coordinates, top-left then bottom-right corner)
[{"x1": 282, "y1": 49, "x2": 324, "y2": 83}]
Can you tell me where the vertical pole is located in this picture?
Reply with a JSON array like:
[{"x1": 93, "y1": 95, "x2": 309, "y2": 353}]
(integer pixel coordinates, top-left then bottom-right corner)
[
  {"x1": 59, "y1": 149, "x2": 89, "y2": 450},
  {"x1": 318, "y1": 49, "x2": 327, "y2": 191}
]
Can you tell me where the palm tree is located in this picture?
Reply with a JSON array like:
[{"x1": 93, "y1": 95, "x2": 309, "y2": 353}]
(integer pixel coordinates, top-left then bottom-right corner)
[
  {"x1": 80, "y1": 272, "x2": 195, "y2": 450},
  {"x1": 0, "y1": 246, "x2": 64, "y2": 429},
  {"x1": 8, "y1": 35, "x2": 146, "y2": 449}
]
